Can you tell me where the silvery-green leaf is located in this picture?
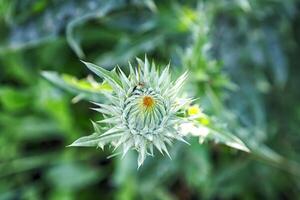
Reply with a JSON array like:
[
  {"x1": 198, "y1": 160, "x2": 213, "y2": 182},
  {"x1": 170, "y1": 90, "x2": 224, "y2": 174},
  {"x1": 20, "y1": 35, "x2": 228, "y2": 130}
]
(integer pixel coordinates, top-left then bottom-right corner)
[
  {"x1": 41, "y1": 71, "x2": 111, "y2": 102},
  {"x1": 208, "y1": 127, "x2": 250, "y2": 152}
]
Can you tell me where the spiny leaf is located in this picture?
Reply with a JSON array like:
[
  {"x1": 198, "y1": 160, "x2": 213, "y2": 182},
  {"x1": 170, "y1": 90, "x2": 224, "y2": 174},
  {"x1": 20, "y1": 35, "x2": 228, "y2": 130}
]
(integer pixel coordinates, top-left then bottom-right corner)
[
  {"x1": 208, "y1": 126, "x2": 250, "y2": 152},
  {"x1": 41, "y1": 71, "x2": 111, "y2": 102}
]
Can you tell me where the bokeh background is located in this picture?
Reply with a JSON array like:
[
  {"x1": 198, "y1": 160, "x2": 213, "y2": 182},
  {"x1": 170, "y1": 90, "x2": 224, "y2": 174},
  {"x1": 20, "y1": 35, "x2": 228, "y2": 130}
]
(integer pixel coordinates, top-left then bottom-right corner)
[{"x1": 1, "y1": 0, "x2": 300, "y2": 199}]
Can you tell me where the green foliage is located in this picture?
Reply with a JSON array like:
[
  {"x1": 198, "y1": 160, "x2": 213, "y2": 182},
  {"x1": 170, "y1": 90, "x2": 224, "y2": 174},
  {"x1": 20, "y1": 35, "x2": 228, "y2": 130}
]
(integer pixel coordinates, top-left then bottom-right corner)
[{"x1": 1, "y1": 0, "x2": 300, "y2": 199}]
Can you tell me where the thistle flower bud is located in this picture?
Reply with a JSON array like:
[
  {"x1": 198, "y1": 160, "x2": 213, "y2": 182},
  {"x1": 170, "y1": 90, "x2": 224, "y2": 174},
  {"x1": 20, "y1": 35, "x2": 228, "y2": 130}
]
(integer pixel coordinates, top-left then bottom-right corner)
[{"x1": 70, "y1": 57, "x2": 191, "y2": 167}]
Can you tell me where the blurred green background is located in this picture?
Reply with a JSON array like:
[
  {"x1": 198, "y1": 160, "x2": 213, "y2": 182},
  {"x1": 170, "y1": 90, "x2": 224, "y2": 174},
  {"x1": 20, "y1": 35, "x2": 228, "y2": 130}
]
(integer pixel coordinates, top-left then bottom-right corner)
[{"x1": 1, "y1": 0, "x2": 300, "y2": 199}]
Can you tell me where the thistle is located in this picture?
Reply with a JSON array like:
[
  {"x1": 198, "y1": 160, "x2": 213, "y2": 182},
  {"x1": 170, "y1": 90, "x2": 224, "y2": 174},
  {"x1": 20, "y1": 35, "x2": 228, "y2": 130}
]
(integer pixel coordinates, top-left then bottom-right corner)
[{"x1": 69, "y1": 57, "x2": 191, "y2": 167}]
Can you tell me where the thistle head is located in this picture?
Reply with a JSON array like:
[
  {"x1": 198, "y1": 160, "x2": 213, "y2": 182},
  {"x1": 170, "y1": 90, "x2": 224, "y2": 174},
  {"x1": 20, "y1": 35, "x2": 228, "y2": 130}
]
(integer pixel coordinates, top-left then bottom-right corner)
[{"x1": 70, "y1": 57, "x2": 190, "y2": 167}]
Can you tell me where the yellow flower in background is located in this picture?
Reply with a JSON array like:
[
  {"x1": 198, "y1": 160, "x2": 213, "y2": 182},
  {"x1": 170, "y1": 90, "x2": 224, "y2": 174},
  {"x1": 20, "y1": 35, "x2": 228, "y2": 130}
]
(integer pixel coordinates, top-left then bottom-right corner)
[
  {"x1": 188, "y1": 104, "x2": 210, "y2": 125},
  {"x1": 188, "y1": 105, "x2": 201, "y2": 116}
]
